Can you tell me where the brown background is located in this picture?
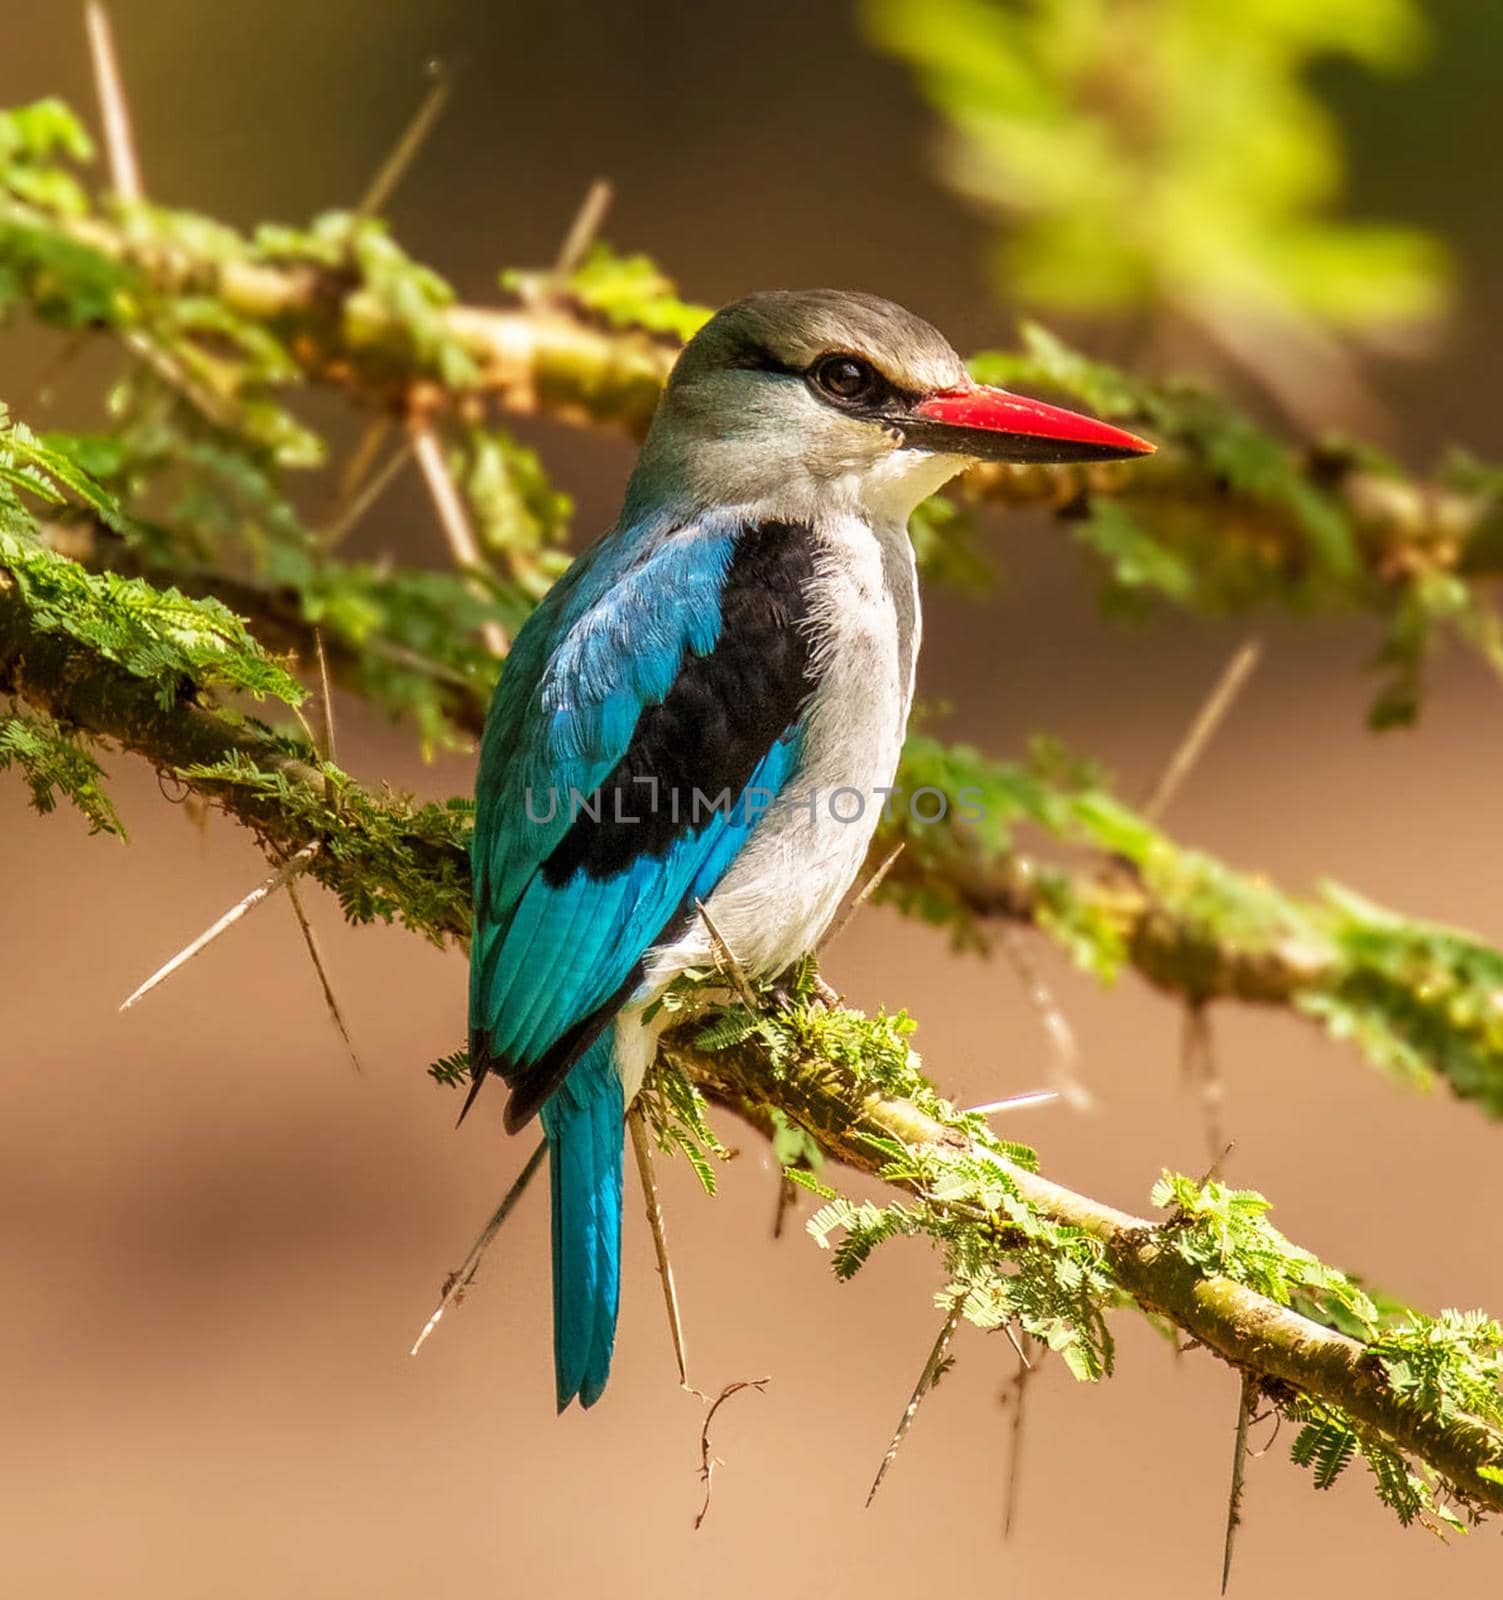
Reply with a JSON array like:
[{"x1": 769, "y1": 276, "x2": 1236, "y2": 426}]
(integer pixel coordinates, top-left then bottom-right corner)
[{"x1": 3, "y1": 3, "x2": 1503, "y2": 1596}]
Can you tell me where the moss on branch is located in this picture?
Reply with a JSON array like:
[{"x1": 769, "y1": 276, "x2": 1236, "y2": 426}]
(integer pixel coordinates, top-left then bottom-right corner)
[{"x1": 658, "y1": 991, "x2": 1503, "y2": 1522}]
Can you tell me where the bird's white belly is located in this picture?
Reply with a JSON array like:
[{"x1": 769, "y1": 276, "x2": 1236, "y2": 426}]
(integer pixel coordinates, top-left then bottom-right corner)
[{"x1": 686, "y1": 678, "x2": 905, "y2": 974}]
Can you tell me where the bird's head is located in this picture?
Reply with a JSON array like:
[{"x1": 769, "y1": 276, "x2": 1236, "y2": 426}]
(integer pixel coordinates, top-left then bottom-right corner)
[{"x1": 626, "y1": 289, "x2": 1154, "y2": 526}]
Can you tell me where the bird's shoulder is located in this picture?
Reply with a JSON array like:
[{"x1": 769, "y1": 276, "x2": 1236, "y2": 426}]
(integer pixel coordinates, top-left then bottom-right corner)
[{"x1": 477, "y1": 514, "x2": 735, "y2": 788}]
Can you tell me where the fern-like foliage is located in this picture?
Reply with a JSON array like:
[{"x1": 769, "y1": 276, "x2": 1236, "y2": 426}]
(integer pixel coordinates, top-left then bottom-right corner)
[
  {"x1": 0, "y1": 706, "x2": 121, "y2": 835},
  {"x1": 1, "y1": 523, "x2": 305, "y2": 709},
  {"x1": 637, "y1": 1051, "x2": 732, "y2": 1197},
  {"x1": 883, "y1": 732, "x2": 1503, "y2": 1115}
]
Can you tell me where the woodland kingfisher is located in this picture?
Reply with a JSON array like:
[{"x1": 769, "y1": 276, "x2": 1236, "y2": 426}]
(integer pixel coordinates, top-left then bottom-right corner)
[{"x1": 466, "y1": 290, "x2": 1153, "y2": 1409}]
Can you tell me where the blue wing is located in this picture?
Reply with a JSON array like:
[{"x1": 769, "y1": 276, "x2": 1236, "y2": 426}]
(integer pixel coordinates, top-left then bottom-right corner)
[{"x1": 469, "y1": 514, "x2": 819, "y2": 1128}]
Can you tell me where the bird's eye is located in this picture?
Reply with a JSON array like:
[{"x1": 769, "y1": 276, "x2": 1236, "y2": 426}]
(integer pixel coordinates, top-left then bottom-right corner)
[{"x1": 811, "y1": 354, "x2": 880, "y2": 405}]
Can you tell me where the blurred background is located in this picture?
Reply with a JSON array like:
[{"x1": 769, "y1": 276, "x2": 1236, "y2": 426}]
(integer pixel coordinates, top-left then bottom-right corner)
[{"x1": 2, "y1": 2, "x2": 1502, "y2": 1595}]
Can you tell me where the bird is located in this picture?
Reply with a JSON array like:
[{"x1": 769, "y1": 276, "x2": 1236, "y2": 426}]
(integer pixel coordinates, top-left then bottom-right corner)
[{"x1": 466, "y1": 289, "x2": 1153, "y2": 1410}]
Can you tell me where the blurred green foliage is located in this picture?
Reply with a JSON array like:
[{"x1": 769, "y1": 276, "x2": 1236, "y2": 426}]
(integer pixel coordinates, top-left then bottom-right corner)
[
  {"x1": 885, "y1": 732, "x2": 1503, "y2": 1116},
  {"x1": 865, "y1": 0, "x2": 1449, "y2": 333},
  {"x1": 966, "y1": 323, "x2": 1503, "y2": 727}
]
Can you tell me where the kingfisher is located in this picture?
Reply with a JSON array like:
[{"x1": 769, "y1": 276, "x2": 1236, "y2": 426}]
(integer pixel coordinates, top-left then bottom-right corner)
[{"x1": 467, "y1": 290, "x2": 1152, "y2": 1409}]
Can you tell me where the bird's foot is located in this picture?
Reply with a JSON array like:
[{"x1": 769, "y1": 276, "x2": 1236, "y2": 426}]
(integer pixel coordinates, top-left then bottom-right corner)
[{"x1": 768, "y1": 980, "x2": 796, "y2": 1012}]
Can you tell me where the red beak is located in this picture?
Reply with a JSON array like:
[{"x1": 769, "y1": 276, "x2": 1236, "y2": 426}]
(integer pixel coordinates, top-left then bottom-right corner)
[{"x1": 905, "y1": 385, "x2": 1155, "y2": 466}]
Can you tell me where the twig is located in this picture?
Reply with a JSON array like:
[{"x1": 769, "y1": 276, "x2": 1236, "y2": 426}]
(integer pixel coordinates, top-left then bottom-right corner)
[
  {"x1": 627, "y1": 1103, "x2": 689, "y2": 1388},
  {"x1": 1190, "y1": 1139, "x2": 1237, "y2": 1197},
  {"x1": 1000, "y1": 927, "x2": 1093, "y2": 1113},
  {"x1": 1183, "y1": 1002, "x2": 1228, "y2": 1165},
  {"x1": 412, "y1": 425, "x2": 508, "y2": 656},
  {"x1": 118, "y1": 841, "x2": 320, "y2": 1011},
  {"x1": 695, "y1": 898, "x2": 761, "y2": 1011},
  {"x1": 313, "y1": 628, "x2": 338, "y2": 764},
  {"x1": 84, "y1": 2, "x2": 143, "y2": 202},
  {"x1": 412, "y1": 424, "x2": 484, "y2": 569},
  {"x1": 1001, "y1": 1320, "x2": 1032, "y2": 1370},
  {"x1": 1002, "y1": 1333, "x2": 1041, "y2": 1538},
  {"x1": 1249, "y1": 1406, "x2": 1282, "y2": 1460},
  {"x1": 694, "y1": 1377, "x2": 771, "y2": 1530},
  {"x1": 553, "y1": 178, "x2": 614, "y2": 277},
  {"x1": 319, "y1": 435, "x2": 413, "y2": 551},
  {"x1": 1223, "y1": 1370, "x2": 1259, "y2": 1593},
  {"x1": 409, "y1": 1138, "x2": 548, "y2": 1355},
  {"x1": 819, "y1": 842, "x2": 904, "y2": 953},
  {"x1": 866, "y1": 1295, "x2": 966, "y2": 1507},
  {"x1": 1143, "y1": 639, "x2": 1262, "y2": 822},
  {"x1": 355, "y1": 61, "x2": 453, "y2": 221},
  {"x1": 322, "y1": 412, "x2": 393, "y2": 524},
  {"x1": 771, "y1": 1173, "x2": 799, "y2": 1240},
  {"x1": 287, "y1": 698, "x2": 323, "y2": 759},
  {"x1": 286, "y1": 877, "x2": 362, "y2": 1073}
]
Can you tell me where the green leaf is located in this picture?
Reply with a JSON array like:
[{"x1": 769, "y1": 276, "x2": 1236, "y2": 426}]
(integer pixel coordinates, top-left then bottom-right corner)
[
  {"x1": 562, "y1": 243, "x2": 712, "y2": 340},
  {"x1": 0, "y1": 708, "x2": 122, "y2": 836}
]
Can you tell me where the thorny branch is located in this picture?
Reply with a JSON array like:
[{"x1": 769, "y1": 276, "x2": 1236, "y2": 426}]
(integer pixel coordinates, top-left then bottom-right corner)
[
  {"x1": 3, "y1": 82, "x2": 1503, "y2": 1548},
  {"x1": 0, "y1": 546, "x2": 1489, "y2": 1077},
  {"x1": 5, "y1": 550, "x2": 1500, "y2": 1514},
  {"x1": 1, "y1": 183, "x2": 1499, "y2": 586},
  {"x1": 694, "y1": 1378, "x2": 771, "y2": 1531},
  {"x1": 669, "y1": 1027, "x2": 1503, "y2": 1515}
]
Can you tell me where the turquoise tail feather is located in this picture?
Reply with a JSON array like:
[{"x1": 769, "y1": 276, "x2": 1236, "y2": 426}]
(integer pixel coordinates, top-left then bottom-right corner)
[{"x1": 538, "y1": 1031, "x2": 623, "y2": 1410}]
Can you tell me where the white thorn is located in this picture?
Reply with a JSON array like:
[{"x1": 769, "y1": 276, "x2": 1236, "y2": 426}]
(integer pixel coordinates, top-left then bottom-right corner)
[
  {"x1": 964, "y1": 1090, "x2": 1059, "y2": 1116},
  {"x1": 85, "y1": 2, "x2": 143, "y2": 202},
  {"x1": 118, "y1": 842, "x2": 319, "y2": 1012},
  {"x1": 413, "y1": 426, "x2": 508, "y2": 657}
]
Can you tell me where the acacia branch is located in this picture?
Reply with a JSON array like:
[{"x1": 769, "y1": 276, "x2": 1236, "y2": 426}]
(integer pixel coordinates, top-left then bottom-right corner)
[
  {"x1": 0, "y1": 565, "x2": 472, "y2": 941},
  {"x1": 9, "y1": 530, "x2": 1499, "y2": 1123},
  {"x1": 0, "y1": 540, "x2": 1350, "y2": 999},
  {"x1": 23, "y1": 528, "x2": 1342, "y2": 1009},
  {"x1": 3, "y1": 185, "x2": 1498, "y2": 580},
  {"x1": 880, "y1": 842, "x2": 1330, "y2": 1006},
  {"x1": 3, "y1": 535, "x2": 1502, "y2": 1517},
  {"x1": 669, "y1": 1026, "x2": 1503, "y2": 1514},
  {"x1": 0, "y1": 190, "x2": 676, "y2": 435}
]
